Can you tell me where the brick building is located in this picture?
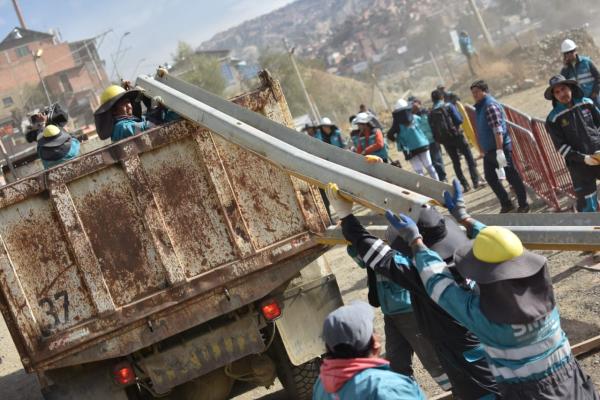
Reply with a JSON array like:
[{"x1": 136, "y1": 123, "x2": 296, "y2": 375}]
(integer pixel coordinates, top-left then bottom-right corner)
[{"x1": 0, "y1": 27, "x2": 108, "y2": 134}]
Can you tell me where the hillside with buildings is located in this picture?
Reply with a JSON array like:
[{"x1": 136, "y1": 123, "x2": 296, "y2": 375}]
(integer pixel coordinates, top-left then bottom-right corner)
[{"x1": 200, "y1": 0, "x2": 542, "y2": 78}]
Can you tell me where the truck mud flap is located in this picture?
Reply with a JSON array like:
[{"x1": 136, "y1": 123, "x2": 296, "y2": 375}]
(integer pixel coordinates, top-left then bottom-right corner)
[
  {"x1": 138, "y1": 315, "x2": 264, "y2": 394},
  {"x1": 276, "y1": 274, "x2": 342, "y2": 366}
]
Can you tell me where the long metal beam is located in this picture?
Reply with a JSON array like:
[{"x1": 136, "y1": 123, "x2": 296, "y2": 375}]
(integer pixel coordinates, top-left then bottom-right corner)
[
  {"x1": 143, "y1": 72, "x2": 451, "y2": 204},
  {"x1": 317, "y1": 215, "x2": 600, "y2": 251},
  {"x1": 472, "y1": 213, "x2": 600, "y2": 227},
  {"x1": 356, "y1": 213, "x2": 600, "y2": 228},
  {"x1": 136, "y1": 75, "x2": 431, "y2": 218}
]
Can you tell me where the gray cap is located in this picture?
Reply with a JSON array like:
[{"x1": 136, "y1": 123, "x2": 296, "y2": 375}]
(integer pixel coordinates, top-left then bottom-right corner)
[{"x1": 323, "y1": 301, "x2": 374, "y2": 351}]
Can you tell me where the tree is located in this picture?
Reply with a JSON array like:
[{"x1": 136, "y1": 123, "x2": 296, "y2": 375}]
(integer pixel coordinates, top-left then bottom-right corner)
[
  {"x1": 258, "y1": 51, "x2": 306, "y2": 116},
  {"x1": 258, "y1": 50, "x2": 375, "y2": 125},
  {"x1": 172, "y1": 41, "x2": 226, "y2": 96}
]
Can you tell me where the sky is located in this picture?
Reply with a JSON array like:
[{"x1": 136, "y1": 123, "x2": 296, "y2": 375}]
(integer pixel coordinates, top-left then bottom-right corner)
[{"x1": 0, "y1": 0, "x2": 293, "y2": 82}]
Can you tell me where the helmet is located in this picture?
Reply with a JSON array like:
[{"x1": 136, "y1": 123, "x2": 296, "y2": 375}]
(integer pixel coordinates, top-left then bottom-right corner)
[
  {"x1": 320, "y1": 117, "x2": 333, "y2": 126},
  {"x1": 100, "y1": 85, "x2": 126, "y2": 106},
  {"x1": 43, "y1": 124, "x2": 61, "y2": 138},
  {"x1": 473, "y1": 226, "x2": 524, "y2": 263},
  {"x1": 561, "y1": 39, "x2": 577, "y2": 53},
  {"x1": 353, "y1": 112, "x2": 371, "y2": 124},
  {"x1": 394, "y1": 98, "x2": 410, "y2": 111}
]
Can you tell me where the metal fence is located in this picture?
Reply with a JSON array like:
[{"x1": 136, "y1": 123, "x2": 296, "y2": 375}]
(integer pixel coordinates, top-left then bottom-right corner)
[{"x1": 465, "y1": 103, "x2": 575, "y2": 211}]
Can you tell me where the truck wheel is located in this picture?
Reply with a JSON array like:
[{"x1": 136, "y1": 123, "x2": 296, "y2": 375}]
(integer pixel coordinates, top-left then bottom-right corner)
[{"x1": 270, "y1": 333, "x2": 321, "y2": 400}]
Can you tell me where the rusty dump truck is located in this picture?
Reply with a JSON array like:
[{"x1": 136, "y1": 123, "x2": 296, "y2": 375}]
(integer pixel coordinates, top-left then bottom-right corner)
[{"x1": 0, "y1": 73, "x2": 343, "y2": 400}]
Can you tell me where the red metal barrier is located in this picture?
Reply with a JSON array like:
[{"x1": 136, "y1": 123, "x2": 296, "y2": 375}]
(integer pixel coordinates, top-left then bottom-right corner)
[
  {"x1": 503, "y1": 104, "x2": 576, "y2": 201},
  {"x1": 505, "y1": 120, "x2": 562, "y2": 210},
  {"x1": 465, "y1": 103, "x2": 573, "y2": 210},
  {"x1": 530, "y1": 118, "x2": 576, "y2": 199}
]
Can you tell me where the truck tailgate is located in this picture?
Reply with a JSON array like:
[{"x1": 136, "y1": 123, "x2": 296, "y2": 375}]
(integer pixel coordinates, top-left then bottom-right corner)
[{"x1": 0, "y1": 73, "x2": 329, "y2": 371}]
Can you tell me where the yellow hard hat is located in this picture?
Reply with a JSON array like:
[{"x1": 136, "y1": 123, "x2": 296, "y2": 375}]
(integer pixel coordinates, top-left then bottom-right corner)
[
  {"x1": 43, "y1": 124, "x2": 61, "y2": 138},
  {"x1": 473, "y1": 226, "x2": 524, "y2": 264},
  {"x1": 100, "y1": 85, "x2": 126, "y2": 106}
]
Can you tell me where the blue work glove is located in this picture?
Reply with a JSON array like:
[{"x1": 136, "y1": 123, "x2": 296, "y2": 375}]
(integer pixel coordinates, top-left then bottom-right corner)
[
  {"x1": 443, "y1": 178, "x2": 470, "y2": 222},
  {"x1": 385, "y1": 210, "x2": 422, "y2": 245}
]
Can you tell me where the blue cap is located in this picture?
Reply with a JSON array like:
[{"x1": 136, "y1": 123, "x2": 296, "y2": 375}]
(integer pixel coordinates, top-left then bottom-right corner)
[{"x1": 323, "y1": 301, "x2": 374, "y2": 351}]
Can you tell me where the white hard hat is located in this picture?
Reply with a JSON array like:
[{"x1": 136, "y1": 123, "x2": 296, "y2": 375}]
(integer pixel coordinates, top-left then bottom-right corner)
[
  {"x1": 561, "y1": 39, "x2": 577, "y2": 53},
  {"x1": 353, "y1": 112, "x2": 371, "y2": 124},
  {"x1": 394, "y1": 98, "x2": 410, "y2": 111},
  {"x1": 320, "y1": 117, "x2": 333, "y2": 126}
]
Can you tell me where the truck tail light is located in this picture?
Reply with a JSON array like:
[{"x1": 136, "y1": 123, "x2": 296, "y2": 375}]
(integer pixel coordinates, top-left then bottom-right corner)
[
  {"x1": 261, "y1": 300, "x2": 282, "y2": 321},
  {"x1": 113, "y1": 362, "x2": 136, "y2": 386}
]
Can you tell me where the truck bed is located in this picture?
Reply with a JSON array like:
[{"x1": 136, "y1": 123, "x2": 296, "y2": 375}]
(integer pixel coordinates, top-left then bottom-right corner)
[{"x1": 0, "y1": 74, "x2": 329, "y2": 372}]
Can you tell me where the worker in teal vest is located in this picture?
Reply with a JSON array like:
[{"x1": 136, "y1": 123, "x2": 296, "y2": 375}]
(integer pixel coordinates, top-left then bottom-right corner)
[
  {"x1": 94, "y1": 85, "x2": 154, "y2": 143},
  {"x1": 353, "y1": 112, "x2": 389, "y2": 162},
  {"x1": 560, "y1": 39, "x2": 600, "y2": 107},
  {"x1": 37, "y1": 125, "x2": 80, "y2": 169},
  {"x1": 315, "y1": 117, "x2": 346, "y2": 148}
]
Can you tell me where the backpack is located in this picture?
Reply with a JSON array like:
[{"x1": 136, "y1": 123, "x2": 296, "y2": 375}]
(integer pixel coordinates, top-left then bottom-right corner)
[{"x1": 429, "y1": 105, "x2": 461, "y2": 145}]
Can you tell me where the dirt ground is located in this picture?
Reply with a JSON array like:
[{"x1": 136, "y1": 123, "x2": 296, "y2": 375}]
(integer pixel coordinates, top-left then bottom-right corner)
[{"x1": 1, "y1": 87, "x2": 600, "y2": 399}]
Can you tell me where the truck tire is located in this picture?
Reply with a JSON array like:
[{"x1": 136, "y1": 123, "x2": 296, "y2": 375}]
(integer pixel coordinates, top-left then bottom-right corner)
[{"x1": 269, "y1": 333, "x2": 321, "y2": 400}]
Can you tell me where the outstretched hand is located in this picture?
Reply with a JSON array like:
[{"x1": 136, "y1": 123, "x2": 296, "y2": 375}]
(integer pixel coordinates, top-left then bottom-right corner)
[
  {"x1": 443, "y1": 179, "x2": 470, "y2": 221},
  {"x1": 325, "y1": 182, "x2": 354, "y2": 219},
  {"x1": 364, "y1": 155, "x2": 384, "y2": 164},
  {"x1": 384, "y1": 210, "x2": 422, "y2": 245}
]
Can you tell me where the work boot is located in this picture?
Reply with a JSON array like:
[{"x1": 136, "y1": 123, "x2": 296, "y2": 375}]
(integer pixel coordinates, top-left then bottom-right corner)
[
  {"x1": 473, "y1": 179, "x2": 487, "y2": 189},
  {"x1": 500, "y1": 202, "x2": 515, "y2": 213},
  {"x1": 517, "y1": 204, "x2": 530, "y2": 213}
]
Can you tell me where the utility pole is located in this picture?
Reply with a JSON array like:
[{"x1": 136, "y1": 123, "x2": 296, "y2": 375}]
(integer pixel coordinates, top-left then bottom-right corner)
[
  {"x1": 467, "y1": 0, "x2": 494, "y2": 48},
  {"x1": 429, "y1": 51, "x2": 445, "y2": 86},
  {"x1": 370, "y1": 72, "x2": 391, "y2": 112},
  {"x1": 32, "y1": 49, "x2": 52, "y2": 106},
  {"x1": 112, "y1": 32, "x2": 130, "y2": 81},
  {"x1": 441, "y1": 51, "x2": 456, "y2": 84},
  {"x1": 282, "y1": 38, "x2": 320, "y2": 123},
  {"x1": 84, "y1": 40, "x2": 105, "y2": 87},
  {"x1": 11, "y1": 0, "x2": 27, "y2": 29},
  {"x1": 83, "y1": 30, "x2": 112, "y2": 88}
]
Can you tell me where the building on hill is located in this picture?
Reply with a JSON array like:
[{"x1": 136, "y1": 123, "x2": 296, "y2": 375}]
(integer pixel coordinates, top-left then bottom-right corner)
[{"x1": 0, "y1": 27, "x2": 108, "y2": 142}]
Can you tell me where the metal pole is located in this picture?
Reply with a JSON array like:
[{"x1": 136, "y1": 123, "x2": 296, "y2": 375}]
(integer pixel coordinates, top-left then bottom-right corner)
[
  {"x1": 33, "y1": 55, "x2": 52, "y2": 105},
  {"x1": 467, "y1": 0, "x2": 494, "y2": 48},
  {"x1": 429, "y1": 51, "x2": 445, "y2": 86},
  {"x1": 282, "y1": 39, "x2": 319, "y2": 122},
  {"x1": 318, "y1": 214, "x2": 600, "y2": 251},
  {"x1": 84, "y1": 39, "x2": 106, "y2": 87},
  {"x1": 371, "y1": 73, "x2": 391, "y2": 112},
  {"x1": 441, "y1": 51, "x2": 456, "y2": 84},
  {"x1": 131, "y1": 58, "x2": 147, "y2": 81},
  {"x1": 112, "y1": 32, "x2": 130, "y2": 81},
  {"x1": 145, "y1": 72, "x2": 452, "y2": 203},
  {"x1": 11, "y1": 0, "x2": 27, "y2": 29},
  {"x1": 320, "y1": 223, "x2": 600, "y2": 251},
  {"x1": 0, "y1": 138, "x2": 18, "y2": 182},
  {"x1": 308, "y1": 94, "x2": 322, "y2": 121},
  {"x1": 136, "y1": 74, "x2": 433, "y2": 219}
]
